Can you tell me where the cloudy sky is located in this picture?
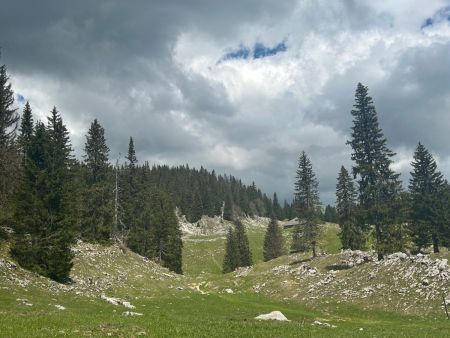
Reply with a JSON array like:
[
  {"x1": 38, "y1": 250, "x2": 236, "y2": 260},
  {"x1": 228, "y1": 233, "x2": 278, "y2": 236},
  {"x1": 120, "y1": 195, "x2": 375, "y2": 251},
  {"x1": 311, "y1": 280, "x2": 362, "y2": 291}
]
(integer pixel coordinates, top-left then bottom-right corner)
[{"x1": 2, "y1": 0, "x2": 450, "y2": 205}]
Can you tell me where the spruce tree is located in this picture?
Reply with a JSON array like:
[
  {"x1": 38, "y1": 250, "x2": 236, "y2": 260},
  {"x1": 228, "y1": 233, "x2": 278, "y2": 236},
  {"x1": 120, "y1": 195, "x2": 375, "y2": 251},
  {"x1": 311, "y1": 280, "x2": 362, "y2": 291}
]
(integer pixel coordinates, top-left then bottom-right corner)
[
  {"x1": 347, "y1": 83, "x2": 401, "y2": 259},
  {"x1": 46, "y1": 108, "x2": 76, "y2": 281},
  {"x1": 235, "y1": 219, "x2": 252, "y2": 267},
  {"x1": 80, "y1": 119, "x2": 112, "y2": 243},
  {"x1": 222, "y1": 227, "x2": 239, "y2": 273},
  {"x1": 126, "y1": 136, "x2": 137, "y2": 167},
  {"x1": 272, "y1": 192, "x2": 283, "y2": 220},
  {"x1": 409, "y1": 142, "x2": 444, "y2": 252},
  {"x1": 122, "y1": 136, "x2": 139, "y2": 233},
  {"x1": 18, "y1": 101, "x2": 33, "y2": 159},
  {"x1": 336, "y1": 165, "x2": 363, "y2": 249},
  {"x1": 12, "y1": 114, "x2": 75, "y2": 282},
  {"x1": 291, "y1": 151, "x2": 321, "y2": 257},
  {"x1": 0, "y1": 61, "x2": 19, "y2": 228},
  {"x1": 84, "y1": 119, "x2": 109, "y2": 184},
  {"x1": 263, "y1": 215, "x2": 285, "y2": 261}
]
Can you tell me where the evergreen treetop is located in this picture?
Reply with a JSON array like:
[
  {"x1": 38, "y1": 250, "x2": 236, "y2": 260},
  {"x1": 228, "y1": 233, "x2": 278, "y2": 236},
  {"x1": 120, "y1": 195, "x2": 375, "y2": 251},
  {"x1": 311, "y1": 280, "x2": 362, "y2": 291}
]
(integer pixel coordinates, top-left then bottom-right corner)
[
  {"x1": 18, "y1": 101, "x2": 34, "y2": 158},
  {"x1": 126, "y1": 136, "x2": 137, "y2": 167},
  {"x1": 84, "y1": 119, "x2": 109, "y2": 184},
  {"x1": 0, "y1": 63, "x2": 19, "y2": 147},
  {"x1": 263, "y1": 215, "x2": 285, "y2": 261}
]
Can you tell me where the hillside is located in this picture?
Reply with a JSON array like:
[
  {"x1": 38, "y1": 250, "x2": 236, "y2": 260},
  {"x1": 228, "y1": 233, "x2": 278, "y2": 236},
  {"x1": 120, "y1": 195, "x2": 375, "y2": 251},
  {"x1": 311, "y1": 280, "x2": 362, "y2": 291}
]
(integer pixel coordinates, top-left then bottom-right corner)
[{"x1": 1, "y1": 220, "x2": 450, "y2": 337}]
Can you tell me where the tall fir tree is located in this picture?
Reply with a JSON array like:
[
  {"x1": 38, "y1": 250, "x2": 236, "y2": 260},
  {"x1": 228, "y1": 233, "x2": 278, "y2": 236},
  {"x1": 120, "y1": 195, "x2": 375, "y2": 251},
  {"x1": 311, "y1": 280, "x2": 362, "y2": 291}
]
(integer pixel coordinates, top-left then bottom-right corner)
[
  {"x1": 291, "y1": 151, "x2": 321, "y2": 257},
  {"x1": 12, "y1": 110, "x2": 75, "y2": 282},
  {"x1": 0, "y1": 61, "x2": 19, "y2": 229},
  {"x1": 272, "y1": 192, "x2": 283, "y2": 220},
  {"x1": 347, "y1": 83, "x2": 401, "y2": 259},
  {"x1": 409, "y1": 142, "x2": 445, "y2": 253},
  {"x1": 263, "y1": 215, "x2": 285, "y2": 261},
  {"x1": 80, "y1": 119, "x2": 113, "y2": 243},
  {"x1": 46, "y1": 108, "x2": 76, "y2": 281},
  {"x1": 122, "y1": 136, "x2": 139, "y2": 234},
  {"x1": 336, "y1": 165, "x2": 364, "y2": 249},
  {"x1": 18, "y1": 101, "x2": 33, "y2": 160},
  {"x1": 126, "y1": 136, "x2": 137, "y2": 167},
  {"x1": 222, "y1": 227, "x2": 239, "y2": 273},
  {"x1": 84, "y1": 119, "x2": 109, "y2": 184},
  {"x1": 235, "y1": 219, "x2": 252, "y2": 267}
]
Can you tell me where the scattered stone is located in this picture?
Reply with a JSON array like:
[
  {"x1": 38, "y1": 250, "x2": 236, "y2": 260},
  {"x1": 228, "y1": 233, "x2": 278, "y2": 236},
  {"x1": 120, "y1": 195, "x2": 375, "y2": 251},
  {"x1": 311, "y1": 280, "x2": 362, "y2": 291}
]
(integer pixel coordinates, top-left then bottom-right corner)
[
  {"x1": 224, "y1": 288, "x2": 234, "y2": 294},
  {"x1": 16, "y1": 298, "x2": 33, "y2": 306},
  {"x1": 312, "y1": 320, "x2": 337, "y2": 328},
  {"x1": 122, "y1": 311, "x2": 143, "y2": 316},
  {"x1": 255, "y1": 311, "x2": 289, "y2": 321},
  {"x1": 235, "y1": 266, "x2": 252, "y2": 277},
  {"x1": 54, "y1": 304, "x2": 66, "y2": 310},
  {"x1": 101, "y1": 295, "x2": 135, "y2": 309}
]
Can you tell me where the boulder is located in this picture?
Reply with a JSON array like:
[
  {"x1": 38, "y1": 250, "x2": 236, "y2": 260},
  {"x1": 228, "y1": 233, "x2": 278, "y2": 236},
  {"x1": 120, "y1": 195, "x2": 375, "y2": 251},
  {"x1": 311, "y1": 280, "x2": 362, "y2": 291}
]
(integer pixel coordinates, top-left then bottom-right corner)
[{"x1": 255, "y1": 311, "x2": 289, "y2": 321}]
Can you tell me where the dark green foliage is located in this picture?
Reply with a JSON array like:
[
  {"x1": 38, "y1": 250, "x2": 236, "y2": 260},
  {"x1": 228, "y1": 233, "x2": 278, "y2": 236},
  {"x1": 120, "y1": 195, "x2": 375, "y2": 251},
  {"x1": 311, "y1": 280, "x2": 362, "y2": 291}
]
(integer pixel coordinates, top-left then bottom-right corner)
[
  {"x1": 377, "y1": 192, "x2": 411, "y2": 254},
  {"x1": 127, "y1": 189, "x2": 182, "y2": 273},
  {"x1": 235, "y1": 219, "x2": 252, "y2": 267},
  {"x1": 11, "y1": 115, "x2": 75, "y2": 282},
  {"x1": 222, "y1": 227, "x2": 239, "y2": 273},
  {"x1": 222, "y1": 219, "x2": 252, "y2": 273},
  {"x1": 283, "y1": 200, "x2": 294, "y2": 220},
  {"x1": 0, "y1": 63, "x2": 18, "y2": 147},
  {"x1": 347, "y1": 83, "x2": 401, "y2": 259},
  {"x1": 336, "y1": 165, "x2": 364, "y2": 249},
  {"x1": 409, "y1": 142, "x2": 445, "y2": 252},
  {"x1": 263, "y1": 216, "x2": 285, "y2": 261},
  {"x1": 126, "y1": 136, "x2": 137, "y2": 167},
  {"x1": 121, "y1": 136, "x2": 139, "y2": 235},
  {"x1": 272, "y1": 193, "x2": 283, "y2": 220},
  {"x1": 323, "y1": 205, "x2": 338, "y2": 223},
  {"x1": 188, "y1": 188, "x2": 204, "y2": 223},
  {"x1": 80, "y1": 119, "x2": 113, "y2": 243},
  {"x1": 0, "y1": 62, "x2": 19, "y2": 227},
  {"x1": 84, "y1": 119, "x2": 109, "y2": 184},
  {"x1": 18, "y1": 101, "x2": 33, "y2": 159},
  {"x1": 292, "y1": 151, "x2": 321, "y2": 257},
  {"x1": 223, "y1": 194, "x2": 234, "y2": 221}
]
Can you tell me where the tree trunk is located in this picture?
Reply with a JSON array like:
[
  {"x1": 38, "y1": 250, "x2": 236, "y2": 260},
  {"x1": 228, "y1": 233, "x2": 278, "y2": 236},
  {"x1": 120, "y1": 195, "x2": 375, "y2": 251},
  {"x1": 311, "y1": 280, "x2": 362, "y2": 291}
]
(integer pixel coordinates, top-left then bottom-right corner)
[
  {"x1": 375, "y1": 223, "x2": 384, "y2": 260},
  {"x1": 312, "y1": 241, "x2": 316, "y2": 258},
  {"x1": 432, "y1": 233, "x2": 440, "y2": 253}
]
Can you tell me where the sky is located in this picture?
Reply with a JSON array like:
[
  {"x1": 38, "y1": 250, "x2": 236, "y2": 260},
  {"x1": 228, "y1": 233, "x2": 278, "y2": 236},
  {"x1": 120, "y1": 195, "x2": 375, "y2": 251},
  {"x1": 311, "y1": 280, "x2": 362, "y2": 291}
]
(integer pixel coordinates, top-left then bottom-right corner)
[{"x1": 1, "y1": 0, "x2": 450, "y2": 205}]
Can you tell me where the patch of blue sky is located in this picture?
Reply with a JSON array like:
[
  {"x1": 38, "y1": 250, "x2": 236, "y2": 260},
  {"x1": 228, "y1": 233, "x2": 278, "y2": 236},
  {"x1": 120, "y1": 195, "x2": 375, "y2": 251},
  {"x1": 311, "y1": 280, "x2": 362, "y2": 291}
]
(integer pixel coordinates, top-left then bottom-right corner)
[
  {"x1": 219, "y1": 41, "x2": 287, "y2": 63},
  {"x1": 253, "y1": 42, "x2": 287, "y2": 59},
  {"x1": 16, "y1": 94, "x2": 26, "y2": 104},
  {"x1": 421, "y1": 5, "x2": 450, "y2": 29}
]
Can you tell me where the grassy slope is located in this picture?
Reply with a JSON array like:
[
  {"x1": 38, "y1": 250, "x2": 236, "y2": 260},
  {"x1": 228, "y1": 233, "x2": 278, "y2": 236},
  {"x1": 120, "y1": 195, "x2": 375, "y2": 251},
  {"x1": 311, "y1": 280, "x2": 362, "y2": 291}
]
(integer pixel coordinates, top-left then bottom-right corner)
[{"x1": 1, "y1": 222, "x2": 450, "y2": 337}]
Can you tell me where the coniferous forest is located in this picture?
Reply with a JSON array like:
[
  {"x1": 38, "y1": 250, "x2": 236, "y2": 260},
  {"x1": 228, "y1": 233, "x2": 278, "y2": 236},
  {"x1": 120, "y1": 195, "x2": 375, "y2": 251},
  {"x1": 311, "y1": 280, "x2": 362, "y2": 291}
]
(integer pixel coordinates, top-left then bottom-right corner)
[{"x1": 0, "y1": 59, "x2": 291, "y2": 280}]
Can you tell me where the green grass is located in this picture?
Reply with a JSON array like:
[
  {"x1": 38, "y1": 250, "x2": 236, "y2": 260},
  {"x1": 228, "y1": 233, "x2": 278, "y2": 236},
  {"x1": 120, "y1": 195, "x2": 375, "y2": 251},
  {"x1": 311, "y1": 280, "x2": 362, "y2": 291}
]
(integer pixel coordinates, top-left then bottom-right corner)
[
  {"x1": 2, "y1": 287, "x2": 450, "y2": 337},
  {"x1": 2, "y1": 222, "x2": 450, "y2": 337}
]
